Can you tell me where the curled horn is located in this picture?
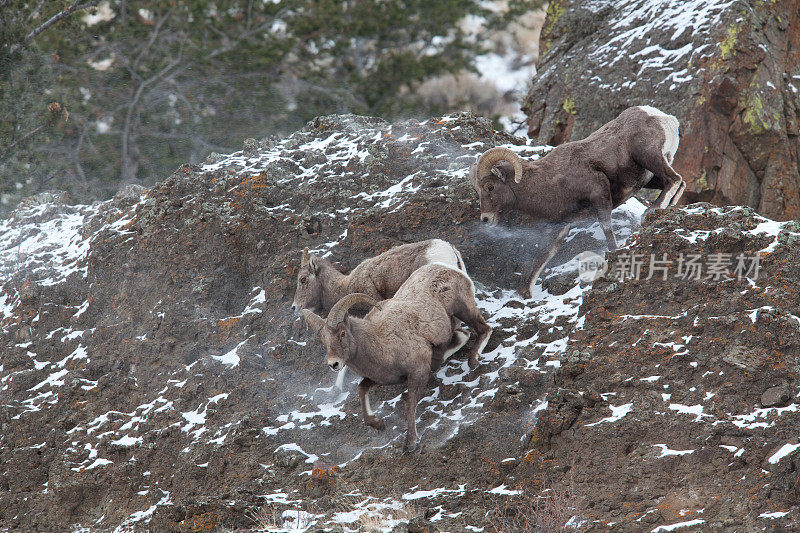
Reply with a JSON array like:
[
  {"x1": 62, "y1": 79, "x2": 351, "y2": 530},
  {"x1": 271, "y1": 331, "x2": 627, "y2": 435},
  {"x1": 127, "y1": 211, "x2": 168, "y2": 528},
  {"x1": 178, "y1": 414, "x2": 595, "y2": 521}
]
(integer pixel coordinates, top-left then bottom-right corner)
[
  {"x1": 326, "y1": 293, "x2": 381, "y2": 328},
  {"x1": 301, "y1": 248, "x2": 309, "y2": 267},
  {"x1": 475, "y1": 147, "x2": 523, "y2": 183},
  {"x1": 301, "y1": 309, "x2": 326, "y2": 335}
]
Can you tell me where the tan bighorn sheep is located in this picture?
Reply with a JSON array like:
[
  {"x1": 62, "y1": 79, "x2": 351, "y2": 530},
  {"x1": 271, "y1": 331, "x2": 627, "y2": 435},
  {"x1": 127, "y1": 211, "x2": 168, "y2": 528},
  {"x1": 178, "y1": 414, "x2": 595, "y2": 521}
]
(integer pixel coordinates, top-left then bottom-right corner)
[
  {"x1": 292, "y1": 239, "x2": 471, "y2": 388},
  {"x1": 302, "y1": 263, "x2": 492, "y2": 452},
  {"x1": 470, "y1": 105, "x2": 684, "y2": 298}
]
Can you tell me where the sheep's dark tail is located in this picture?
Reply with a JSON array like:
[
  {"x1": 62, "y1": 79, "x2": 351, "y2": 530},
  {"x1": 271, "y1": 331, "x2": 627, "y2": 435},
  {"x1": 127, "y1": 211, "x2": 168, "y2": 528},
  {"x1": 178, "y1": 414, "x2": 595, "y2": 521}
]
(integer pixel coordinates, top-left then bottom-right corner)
[{"x1": 454, "y1": 246, "x2": 465, "y2": 272}]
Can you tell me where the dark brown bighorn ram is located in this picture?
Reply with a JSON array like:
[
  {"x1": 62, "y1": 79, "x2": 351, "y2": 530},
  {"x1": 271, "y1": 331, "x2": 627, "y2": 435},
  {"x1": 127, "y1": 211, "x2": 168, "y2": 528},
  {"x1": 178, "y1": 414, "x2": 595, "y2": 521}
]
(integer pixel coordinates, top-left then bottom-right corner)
[
  {"x1": 470, "y1": 105, "x2": 685, "y2": 298},
  {"x1": 302, "y1": 264, "x2": 492, "y2": 452},
  {"x1": 292, "y1": 239, "x2": 471, "y2": 389}
]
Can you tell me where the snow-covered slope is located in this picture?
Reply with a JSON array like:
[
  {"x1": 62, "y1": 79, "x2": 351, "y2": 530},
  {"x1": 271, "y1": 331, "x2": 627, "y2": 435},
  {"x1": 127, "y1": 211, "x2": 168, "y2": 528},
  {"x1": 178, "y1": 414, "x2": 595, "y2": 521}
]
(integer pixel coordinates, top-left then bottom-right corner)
[{"x1": 3, "y1": 112, "x2": 797, "y2": 531}]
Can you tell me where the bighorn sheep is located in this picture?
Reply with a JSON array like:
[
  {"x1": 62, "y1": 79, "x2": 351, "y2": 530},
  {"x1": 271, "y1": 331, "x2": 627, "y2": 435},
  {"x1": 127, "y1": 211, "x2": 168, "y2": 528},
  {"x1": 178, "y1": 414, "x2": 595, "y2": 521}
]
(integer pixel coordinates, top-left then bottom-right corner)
[
  {"x1": 302, "y1": 263, "x2": 492, "y2": 451},
  {"x1": 291, "y1": 239, "x2": 471, "y2": 388},
  {"x1": 470, "y1": 105, "x2": 684, "y2": 297}
]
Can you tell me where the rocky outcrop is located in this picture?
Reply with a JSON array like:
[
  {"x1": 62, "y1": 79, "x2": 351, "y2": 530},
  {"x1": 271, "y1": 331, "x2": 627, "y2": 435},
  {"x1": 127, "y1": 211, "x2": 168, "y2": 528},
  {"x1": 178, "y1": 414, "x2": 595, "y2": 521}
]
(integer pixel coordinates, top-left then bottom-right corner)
[
  {"x1": 0, "y1": 113, "x2": 637, "y2": 532},
  {"x1": 2, "y1": 111, "x2": 798, "y2": 531},
  {"x1": 527, "y1": 204, "x2": 800, "y2": 530},
  {"x1": 523, "y1": 0, "x2": 800, "y2": 221}
]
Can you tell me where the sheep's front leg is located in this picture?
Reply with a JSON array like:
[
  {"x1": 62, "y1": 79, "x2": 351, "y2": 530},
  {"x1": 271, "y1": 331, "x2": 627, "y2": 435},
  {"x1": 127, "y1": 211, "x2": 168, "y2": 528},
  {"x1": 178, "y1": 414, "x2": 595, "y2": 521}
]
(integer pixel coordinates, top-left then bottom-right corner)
[
  {"x1": 358, "y1": 378, "x2": 384, "y2": 430},
  {"x1": 335, "y1": 365, "x2": 348, "y2": 390},
  {"x1": 403, "y1": 371, "x2": 428, "y2": 452},
  {"x1": 521, "y1": 223, "x2": 572, "y2": 298}
]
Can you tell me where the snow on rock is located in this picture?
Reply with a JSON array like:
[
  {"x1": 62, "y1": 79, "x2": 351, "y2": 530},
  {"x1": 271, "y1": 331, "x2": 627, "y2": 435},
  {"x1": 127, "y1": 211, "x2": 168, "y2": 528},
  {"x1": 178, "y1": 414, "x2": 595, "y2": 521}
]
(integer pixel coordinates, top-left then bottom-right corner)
[
  {"x1": 651, "y1": 519, "x2": 706, "y2": 532},
  {"x1": 531, "y1": 201, "x2": 800, "y2": 530},
  {"x1": 3, "y1": 112, "x2": 798, "y2": 531},
  {"x1": 585, "y1": 402, "x2": 633, "y2": 426},
  {"x1": 767, "y1": 442, "x2": 800, "y2": 465}
]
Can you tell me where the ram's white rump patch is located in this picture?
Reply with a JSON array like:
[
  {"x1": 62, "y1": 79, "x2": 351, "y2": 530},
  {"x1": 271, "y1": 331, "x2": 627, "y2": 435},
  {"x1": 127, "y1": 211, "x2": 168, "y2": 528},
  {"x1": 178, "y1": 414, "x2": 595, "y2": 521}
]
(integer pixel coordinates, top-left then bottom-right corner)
[{"x1": 637, "y1": 105, "x2": 680, "y2": 162}]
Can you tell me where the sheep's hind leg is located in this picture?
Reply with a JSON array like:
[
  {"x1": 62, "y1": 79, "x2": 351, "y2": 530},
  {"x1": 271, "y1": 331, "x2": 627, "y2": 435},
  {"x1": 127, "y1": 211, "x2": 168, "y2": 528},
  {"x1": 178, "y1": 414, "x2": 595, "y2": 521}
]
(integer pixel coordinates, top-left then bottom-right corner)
[
  {"x1": 403, "y1": 371, "x2": 428, "y2": 452},
  {"x1": 431, "y1": 327, "x2": 469, "y2": 371},
  {"x1": 641, "y1": 153, "x2": 684, "y2": 212},
  {"x1": 596, "y1": 207, "x2": 617, "y2": 251},
  {"x1": 358, "y1": 378, "x2": 384, "y2": 430},
  {"x1": 669, "y1": 179, "x2": 686, "y2": 207},
  {"x1": 455, "y1": 306, "x2": 492, "y2": 369},
  {"x1": 443, "y1": 328, "x2": 470, "y2": 361}
]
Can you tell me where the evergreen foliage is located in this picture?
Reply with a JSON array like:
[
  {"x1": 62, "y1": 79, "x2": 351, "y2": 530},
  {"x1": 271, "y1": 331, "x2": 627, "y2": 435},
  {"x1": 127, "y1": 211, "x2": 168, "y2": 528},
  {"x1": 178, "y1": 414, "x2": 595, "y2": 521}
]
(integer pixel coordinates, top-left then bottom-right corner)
[{"x1": 0, "y1": 0, "x2": 542, "y2": 214}]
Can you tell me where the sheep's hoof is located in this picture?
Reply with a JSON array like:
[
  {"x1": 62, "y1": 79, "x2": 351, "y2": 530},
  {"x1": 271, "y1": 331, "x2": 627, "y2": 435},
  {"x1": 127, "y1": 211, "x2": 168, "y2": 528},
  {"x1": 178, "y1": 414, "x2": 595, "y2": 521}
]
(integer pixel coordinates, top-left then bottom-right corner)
[
  {"x1": 468, "y1": 355, "x2": 479, "y2": 370},
  {"x1": 517, "y1": 288, "x2": 531, "y2": 300},
  {"x1": 403, "y1": 441, "x2": 420, "y2": 453},
  {"x1": 367, "y1": 417, "x2": 384, "y2": 430}
]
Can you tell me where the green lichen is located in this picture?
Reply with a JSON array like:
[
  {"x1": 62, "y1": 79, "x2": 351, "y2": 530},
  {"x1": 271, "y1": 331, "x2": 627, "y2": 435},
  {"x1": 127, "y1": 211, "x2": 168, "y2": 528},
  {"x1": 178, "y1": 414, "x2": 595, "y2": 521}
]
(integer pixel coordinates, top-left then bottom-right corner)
[
  {"x1": 696, "y1": 169, "x2": 709, "y2": 190},
  {"x1": 540, "y1": 0, "x2": 568, "y2": 56},
  {"x1": 741, "y1": 73, "x2": 781, "y2": 134},
  {"x1": 742, "y1": 93, "x2": 771, "y2": 134},
  {"x1": 719, "y1": 23, "x2": 741, "y2": 60},
  {"x1": 562, "y1": 96, "x2": 577, "y2": 115}
]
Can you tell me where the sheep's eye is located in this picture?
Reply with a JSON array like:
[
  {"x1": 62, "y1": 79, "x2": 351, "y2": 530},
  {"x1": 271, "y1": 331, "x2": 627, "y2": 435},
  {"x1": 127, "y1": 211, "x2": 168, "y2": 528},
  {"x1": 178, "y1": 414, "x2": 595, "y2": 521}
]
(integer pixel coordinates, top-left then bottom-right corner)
[
  {"x1": 487, "y1": 184, "x2": 494, "y2": 192},
  {"x1": 338, "y1": 331, "x2": 346, "y2": 341},
  {"x1": 300, "y1": 276, "x2": 308, "y2": 284}
]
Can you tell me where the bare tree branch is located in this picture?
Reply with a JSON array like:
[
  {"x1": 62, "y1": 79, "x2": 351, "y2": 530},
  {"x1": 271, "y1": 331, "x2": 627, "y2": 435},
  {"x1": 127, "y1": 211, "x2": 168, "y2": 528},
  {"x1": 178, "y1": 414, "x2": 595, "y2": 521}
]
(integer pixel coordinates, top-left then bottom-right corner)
[
  {"x1": 6, "y1": 124, "x2": 47, "y2": 152},
  {"x1": 28, "y1": 0, "x2": 47, "y2": 22},
  {"x1": 121, "y1": 57, "x2": 182, "y2": 181},
  {"x1": 6, "y1": 0, "x2": 99, "y2": 59}
]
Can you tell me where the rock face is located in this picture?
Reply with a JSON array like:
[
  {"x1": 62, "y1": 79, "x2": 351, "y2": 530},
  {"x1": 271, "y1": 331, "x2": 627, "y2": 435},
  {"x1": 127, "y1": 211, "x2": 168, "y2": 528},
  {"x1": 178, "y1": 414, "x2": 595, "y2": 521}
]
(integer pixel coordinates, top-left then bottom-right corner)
[
  {"x1": 0, "y1": 113, "x2": 639, "y2": 532},
  {"x1": 523, "y1": 0, "x2": 800, "y2": 221},
  {"x1": 529, "y1": 204, "x2": 800, "y2": 530},
  {"x1": 1, "y1": 111, "x2": 798, "y2": 532}
]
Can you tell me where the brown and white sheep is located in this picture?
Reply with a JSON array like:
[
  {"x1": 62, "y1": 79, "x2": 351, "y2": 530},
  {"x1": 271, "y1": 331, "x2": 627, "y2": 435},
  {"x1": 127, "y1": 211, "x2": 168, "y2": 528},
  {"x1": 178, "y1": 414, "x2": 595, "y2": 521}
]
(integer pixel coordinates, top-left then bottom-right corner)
[
  {"x1": 302, "y1": 263, "x2": 492, "y2": 451},
  {"x1": 469, "y1": 105, "x2": 684, "y2": 297},
  {"x1": 292, "y1": 239, "x2": 471, "y2": 388}
]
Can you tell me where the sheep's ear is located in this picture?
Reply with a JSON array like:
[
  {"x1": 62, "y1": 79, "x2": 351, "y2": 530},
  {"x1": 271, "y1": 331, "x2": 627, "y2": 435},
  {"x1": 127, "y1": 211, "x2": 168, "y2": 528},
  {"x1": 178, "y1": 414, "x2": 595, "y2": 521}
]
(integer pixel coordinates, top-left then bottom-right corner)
[
  {"x1": 491, "y1": 166, "x2": 506, "y2": 181},
  {"x1": 308, "y1": 254, "x2": 320, "y2": 274},
  {"x1": 335, "y1": 316, "x2": 350, "y2": 339},
  {"x1": 468, "y1": 163, "x2": 478, "y2": 186},
  {"x1": 301, "y1": 309, "x2": 326, "y2": 336}
]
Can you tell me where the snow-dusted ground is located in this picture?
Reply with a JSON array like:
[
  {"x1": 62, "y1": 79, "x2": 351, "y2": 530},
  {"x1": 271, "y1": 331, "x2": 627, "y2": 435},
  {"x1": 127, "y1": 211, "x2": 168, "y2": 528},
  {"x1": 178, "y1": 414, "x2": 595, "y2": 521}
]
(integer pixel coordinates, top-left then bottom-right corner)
[
  {"x1": 0, "y1": 192, "x2": 654, "y2": 531},
  {"x1": 3, "y1": 112, "x2": 798, "y2": 530}
]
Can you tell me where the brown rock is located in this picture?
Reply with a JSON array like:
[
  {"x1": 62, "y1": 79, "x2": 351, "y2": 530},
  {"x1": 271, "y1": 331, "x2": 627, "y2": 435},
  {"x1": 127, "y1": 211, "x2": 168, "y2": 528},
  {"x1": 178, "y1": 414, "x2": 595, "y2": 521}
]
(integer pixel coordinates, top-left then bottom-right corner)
[{"x1": 761, "y1": 385, "x2": 792, "y2": 408}]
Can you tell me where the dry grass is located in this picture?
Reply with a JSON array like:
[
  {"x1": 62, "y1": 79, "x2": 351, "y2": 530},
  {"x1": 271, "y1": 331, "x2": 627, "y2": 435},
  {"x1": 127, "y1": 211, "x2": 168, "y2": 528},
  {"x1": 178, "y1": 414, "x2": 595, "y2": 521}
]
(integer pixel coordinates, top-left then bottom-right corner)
[
  {"x1": 357, "y1": 501, "x2": 420, "y2": 532},
  {"x1": 330, "y1": 491, "x2": 421, "y2": 533},
  {"x1": 246, "y1": 505, "x2": 281, "y2": 531},
  {"x1": 491, "y1": 480, "x2": 582, "y2": 533},
  {"x1": 246, "y1": 505, "x2": 315, "y2": 532}
]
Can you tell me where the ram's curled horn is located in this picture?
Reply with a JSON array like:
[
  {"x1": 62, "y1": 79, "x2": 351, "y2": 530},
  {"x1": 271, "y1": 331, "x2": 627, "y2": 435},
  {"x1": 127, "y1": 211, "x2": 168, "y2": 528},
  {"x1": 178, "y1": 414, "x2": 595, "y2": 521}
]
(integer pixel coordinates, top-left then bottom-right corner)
[
  {"x1": 476, "y1": 147, "x2": 523, "y2": 183},
  {"x1": 301, "y1": 309, "x2": 326, "y2": 334},
  {"x1": 326, "y1": 293, "x2": 381, "y2": 328},
  {"x1": 301, "y1": 248, "x2": 309, "y2": 267}
]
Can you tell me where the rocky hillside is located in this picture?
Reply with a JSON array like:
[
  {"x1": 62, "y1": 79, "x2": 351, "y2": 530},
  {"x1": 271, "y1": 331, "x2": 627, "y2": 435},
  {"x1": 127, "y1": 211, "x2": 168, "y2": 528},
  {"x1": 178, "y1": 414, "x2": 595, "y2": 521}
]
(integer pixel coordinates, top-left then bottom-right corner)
[
  {"x1": 1, "y1": 113, "x2": 798, "y2": 532},
  {"x1": 523, "y1": 0, "x2": 800, "y2": 221}
]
